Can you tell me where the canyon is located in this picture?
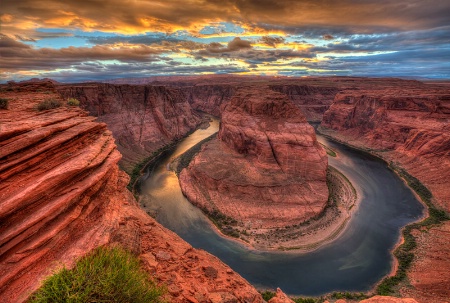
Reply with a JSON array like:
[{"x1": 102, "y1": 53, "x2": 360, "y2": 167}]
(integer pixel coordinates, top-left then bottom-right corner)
[
  {"x1": 178, "y1": 87, "x2": 330, "y2": 249},
  {"x1": 0, "y1": 77, "x2": 449, "y2": 303}
]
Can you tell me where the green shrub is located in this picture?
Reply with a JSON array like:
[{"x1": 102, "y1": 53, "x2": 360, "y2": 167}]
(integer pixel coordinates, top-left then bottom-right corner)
[
  {"x1": 0, "y1": 98, "x2": 8, "y2": 109},
  {"x1": 261, "y1": 290, "x2": 276, "y2": 301},
  {"x1": 29, "y1": 246, "x2": 164, "y2": 303},
  {"x1": 67, "y1": 97, "x2": 80, "y2": 106},
  {"x1": 37, "y1": 99, "x2": 62, "y2": 111}
]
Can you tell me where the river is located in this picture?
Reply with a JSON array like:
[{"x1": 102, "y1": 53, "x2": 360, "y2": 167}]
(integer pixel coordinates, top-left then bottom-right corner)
[{"x1": 138, "y1": 118, "x2": 424, "y2": 296}]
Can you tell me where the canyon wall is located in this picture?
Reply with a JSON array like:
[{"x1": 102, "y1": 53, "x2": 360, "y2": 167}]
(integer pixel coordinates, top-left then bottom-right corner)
[
  {"x1": 179, "y1": 87, "x2": 328, "y2": 249},
  {"x1": 57, "y1": 83, "x2": 202, "y2": 173},
  {"x1": 320, "y1": 84, "x2": 450, "y2": 303},
  {"x1": 0, "y1": 82, "x2": 262, "y2": 303},
  {"x1": 269, "y1": 84, "x2": 339, "y2": 122}
]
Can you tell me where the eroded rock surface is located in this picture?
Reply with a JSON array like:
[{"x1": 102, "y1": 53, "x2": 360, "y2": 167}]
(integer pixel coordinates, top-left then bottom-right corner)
[
  {"x1": 57, "y1": 83, "x2": 202, "y2": 173},
  {"x1": 0, "y1": 82, "x2": 262, "y2": 303},
  {"x1": 179, "y1": 87, "x2": 328, "y2": 248}
]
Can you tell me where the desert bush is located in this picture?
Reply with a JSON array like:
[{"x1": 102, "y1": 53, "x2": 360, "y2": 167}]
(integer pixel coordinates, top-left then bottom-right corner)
[
  {"x1": 67, "y1": 97, "x2": 80, "y2": 106},
  {"x1": 29, "y1": 246, "x2": 164, "y2": 303},
  {"x1": 37, "y1": 98, "x2": 62, "y2": 111}
]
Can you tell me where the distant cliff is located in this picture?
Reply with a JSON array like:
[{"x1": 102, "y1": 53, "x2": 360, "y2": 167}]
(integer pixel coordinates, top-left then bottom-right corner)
[{"x1": 57, "y1": 83, "x2": 202, "y2": 173}]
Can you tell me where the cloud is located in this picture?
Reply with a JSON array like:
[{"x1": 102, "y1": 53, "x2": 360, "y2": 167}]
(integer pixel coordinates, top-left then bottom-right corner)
[
  {"x1": 260, "y1": 36, "x2": 285, "y2": 47},
  {"x1": 0, "y1": 34, "x2": 163, "y2": 71},
  {"x1": 199, "y1": 37, "x2": 252, "y2": 54},
  {"x1": 322, "y1": 34, "x2": 334, "y2": 40}
]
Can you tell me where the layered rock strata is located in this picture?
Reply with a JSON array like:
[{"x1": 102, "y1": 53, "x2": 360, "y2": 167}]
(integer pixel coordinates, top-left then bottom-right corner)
[
  {"x1": 0, "y1": 82, "x2": 262, "y2": 303},
  {"x1": 270, "y1": 84, "x2": 339, "y2": 122},
  {"x1": 57, "y1": 83, "x2": 202, "y2": 173},
  {"x1": 179, "y1": 87, "x2": 328, "y2": 248},
  {"x1": 321, "y1": 87, "x2": 450, "y2": 211}
]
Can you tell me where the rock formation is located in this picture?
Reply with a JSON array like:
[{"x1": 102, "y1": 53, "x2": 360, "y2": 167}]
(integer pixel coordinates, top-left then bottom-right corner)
[
  {"x1": 0, "y1": 82, "x2": 262, "y2": 303},
  {"x1": 269, "y1": 84, "x2": 339, "y2": 122},
  {"x1": 187, "y1": 84, "x2": 237, "y2": 117},
  {"x1": 179, "y1": 87, "x2": 328, "y2": 248},
  {"x1": 57, "y1": 83, "x2": 202, "y2": 173},
  {"x1": 320, "y1": 83, "x2": 450, "y2": 303}
]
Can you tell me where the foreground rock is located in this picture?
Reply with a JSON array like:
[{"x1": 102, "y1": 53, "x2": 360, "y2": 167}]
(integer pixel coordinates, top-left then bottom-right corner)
[
  {"x1": 179, "y1": 87, "x2": 328, "y2": 249},
  {"x1": 57, "y1": 83, "x2": 202, "y2": 173},
  {"x1": 0, "y1": 82, "x2": 262, "y2": 303},
  {"x1": 320, "y1": 83, "x2": 450, "y2": 303}
]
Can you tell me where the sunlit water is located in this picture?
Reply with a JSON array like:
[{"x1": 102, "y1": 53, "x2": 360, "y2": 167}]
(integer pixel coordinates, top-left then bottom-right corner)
[{"x1": 139, "y1": 119, "x2": 424, "y2": 296}]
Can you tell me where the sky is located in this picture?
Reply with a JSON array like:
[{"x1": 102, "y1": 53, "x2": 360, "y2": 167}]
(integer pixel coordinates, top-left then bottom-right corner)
[{"x1": 1, "y1": 0, "x2": 450, "y2": 82}]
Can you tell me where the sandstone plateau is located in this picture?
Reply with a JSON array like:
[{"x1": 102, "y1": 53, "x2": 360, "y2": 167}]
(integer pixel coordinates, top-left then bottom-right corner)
[
  {"x1": 179, "y1": 87, "x2": 329, "y2": 248},
  {"x1": 0, "y1": 82, "x2": 262, "y2": 303},
  {"x1": 320, "y1": 83, "x2": 450, "y2": 303}
]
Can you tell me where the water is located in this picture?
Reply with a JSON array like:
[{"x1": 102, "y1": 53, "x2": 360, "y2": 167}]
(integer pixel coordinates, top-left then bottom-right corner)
[{"x1": 139, "y1": 119, "x2": 424, "y2": 296}]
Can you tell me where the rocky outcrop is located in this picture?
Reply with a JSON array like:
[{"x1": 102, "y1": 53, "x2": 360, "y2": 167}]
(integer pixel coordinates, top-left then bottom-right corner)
[
  {"x1": 179, "y1": 87, "x2": 328, "y2": 249},
  {"x1": 57, "y1": 83, "x2": 202, "y2": 173},
  {"x1": 0, "y1": 82, "x2": 262, "y2": 303},
  {"x1": 268, "y1": 288, "x2": 295, "y2": 303}
]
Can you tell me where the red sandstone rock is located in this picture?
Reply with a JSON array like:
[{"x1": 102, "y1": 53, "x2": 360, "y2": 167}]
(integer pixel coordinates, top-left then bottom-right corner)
[
  {"x1": 269, "y1": 84, "x2": 339, "y2": 122},
  {"x1": 0, "y1": 82, "x2": 262, "y2": 303},
  {"x1": 179, "y1": 87, "x2": 328, "y2": 237},
  {"x1": 321, "y1": 87, "x2": 450, "y2": 211},
  {"x1": 360, "y1": 296, "x2": 419, "y2": 303},
  {"x1": 401, "y1": 222, "x2": 450, "y2": 303},
  {"x1": 268, "y1": 288, "x2": 295, "y2": 303},
  {"x1": 57, "y1": 83, "x2": 202, "y2": 173}
]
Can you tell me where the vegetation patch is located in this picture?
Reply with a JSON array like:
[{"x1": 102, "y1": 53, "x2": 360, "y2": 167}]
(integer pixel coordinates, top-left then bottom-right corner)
[
  {"x1": 0, "y1": 98, "x2": 9, "y2": 109},
  {"x1": 29, "y1": 246, "x2": 164, "y2": 303},
  {"x1": 320, "y1": 143, "x2": 337, "y2": 157},
  {"x1": 37, "y1": 98, "x2": 62, "y2": 111},
  {"x1": 67, "y1": 97, "x2": 80, "y2": 106}
]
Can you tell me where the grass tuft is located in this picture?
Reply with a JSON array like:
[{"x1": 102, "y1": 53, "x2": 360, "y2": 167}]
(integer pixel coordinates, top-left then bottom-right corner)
[{"x1": 29, "y1": 246, "x2": 164, "y2": 303}]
